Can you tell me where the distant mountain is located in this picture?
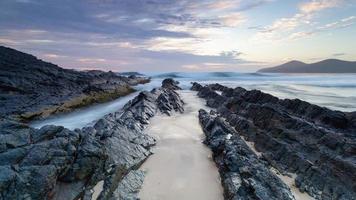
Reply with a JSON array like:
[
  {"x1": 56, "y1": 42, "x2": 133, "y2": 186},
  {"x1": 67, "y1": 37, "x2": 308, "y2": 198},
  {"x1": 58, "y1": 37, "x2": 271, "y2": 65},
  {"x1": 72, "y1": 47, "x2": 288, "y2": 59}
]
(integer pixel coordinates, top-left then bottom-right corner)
[{"x1": 258, "y1": 59, "x2": 356, "y2": 73}]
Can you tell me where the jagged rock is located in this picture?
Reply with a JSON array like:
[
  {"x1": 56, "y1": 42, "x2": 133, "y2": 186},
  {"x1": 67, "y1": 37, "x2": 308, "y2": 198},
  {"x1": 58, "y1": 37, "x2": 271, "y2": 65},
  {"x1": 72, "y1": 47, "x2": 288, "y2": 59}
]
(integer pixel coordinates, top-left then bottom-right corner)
[
  {"x1": 0, "y1": 46, "x2": 149, "y2": 121},
  {"x1": 156, "y1": 88, "x2": 184, "y2": 115},
  {"x1": 0, "y1": 119, "x2": 82, "y2": 199},
  {"x1": 96, "y1": 86, "x2": 183, "y2": 200},
  {"x1": 162, "y1": 78, "x2": 182, "y2": 90},
  {"x1": 199, "y1": 109, "x2": 295, "y2": 200},
  {"x1": 0, "y1": 79, "x2": 184, "y2": 200},
  {"x1": 191, "y1": 82, "x2": 203, "y2": 91},
  {"x1": 53, "y1": 181, "x2": 86, "y2": 200},
  {"x1": 109, "y1": 170, "x2": 145, "y2": 200},
  {"x1": 193, "y1": 82, "x2": 356, "y2": 200}
]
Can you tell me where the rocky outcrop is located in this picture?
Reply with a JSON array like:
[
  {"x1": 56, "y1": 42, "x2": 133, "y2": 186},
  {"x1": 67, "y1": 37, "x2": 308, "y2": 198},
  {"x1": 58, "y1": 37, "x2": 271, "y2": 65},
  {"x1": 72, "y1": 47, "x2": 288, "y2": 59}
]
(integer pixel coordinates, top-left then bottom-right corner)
[
  {"x1": 155, "y1": 78, "x2": 184, "y2": 116},
  {"x1": 0, "y1": 46, "x2": 149, "y2": 121},
  {"x1": 0, "y1": 80, "x2": 184, "y2": 200},
  {"x1": 199, "y1": 109, "x2": 295, "y2": 200},
  {"x1": 161, "y1": 78, "x2": 182, "y2": 90},
  {"x1": 193, "y1": 82, "x2": 356, "y2": 200}
]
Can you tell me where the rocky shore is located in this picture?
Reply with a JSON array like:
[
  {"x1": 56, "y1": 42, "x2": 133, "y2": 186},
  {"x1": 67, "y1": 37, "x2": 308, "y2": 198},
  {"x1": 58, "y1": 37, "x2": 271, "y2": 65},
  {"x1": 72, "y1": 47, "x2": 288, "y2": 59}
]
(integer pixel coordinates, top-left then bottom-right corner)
[
  {"x1": 0, "y1": 79, "x2": 184, "y2": 200},
  {"x1": 0, "y1": 46, "x2": 149, "y2": 121},
  {"x1": 193, "y1": 82, "x2": 356, "y2": 200},
  {"x1": 199, "y1": 109, "x2": 295, "y2": 200},
  {"x1": 1, "y1": 45, "x2": 354, "y2": 200}
]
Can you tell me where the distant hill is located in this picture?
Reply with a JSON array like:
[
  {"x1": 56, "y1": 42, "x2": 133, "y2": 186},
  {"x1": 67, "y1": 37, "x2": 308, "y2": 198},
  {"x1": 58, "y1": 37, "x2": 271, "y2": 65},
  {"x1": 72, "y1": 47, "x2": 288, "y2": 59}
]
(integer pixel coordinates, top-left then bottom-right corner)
[{"x1": 258, "y1": 59, "x2": 356, "y2": 73}]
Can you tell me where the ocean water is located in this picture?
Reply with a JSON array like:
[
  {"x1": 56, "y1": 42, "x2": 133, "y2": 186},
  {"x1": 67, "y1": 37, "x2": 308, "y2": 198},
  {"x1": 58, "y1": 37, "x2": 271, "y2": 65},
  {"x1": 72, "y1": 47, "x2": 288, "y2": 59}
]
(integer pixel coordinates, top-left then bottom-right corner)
[
  {"x1": 30, "y1": 72, "x2": 356, "y2": 130},
  {"x1": 148, "y1": 72, "x2": 356, "y2": 112},
  {"x1": 30, "y1": 83, "x2": 154, "y2": 130}
]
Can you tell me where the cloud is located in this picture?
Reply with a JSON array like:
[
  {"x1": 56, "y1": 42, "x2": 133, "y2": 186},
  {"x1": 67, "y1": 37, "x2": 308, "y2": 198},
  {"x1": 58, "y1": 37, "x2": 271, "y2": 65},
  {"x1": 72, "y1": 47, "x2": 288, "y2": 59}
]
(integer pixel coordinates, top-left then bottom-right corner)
[
  {"x1": 15, "y1": 0, "x2": 34, "y2": 3},
  {"x1": 208, "y1": 0, "x2": 271, "y2": 11},
  {"x1": 43, "y1": 53, "x2": 67, "y2": 58},
  {"x1": 252, "y1": 0, "x2": 345, "y2": 42},
  {"x1": 341, "y1": 16, "x2": 356, "y2": 22},
  {"x1": 0, "y1": 0, "x2": 267, "y2": 54},
  {"x1": 299, "y1": 0, "x2": 341, "y2": 14},
  {"x1": 26, "y1": 39, "x2": 55, "y2": 44},
  {"x1": 0, "y1": 38, "x2": 19, "y2": 45},
  {"x1": 181, "y1": 64, "x2": 202, "y2": 70},
  {"x1": 78, "y1": 58, "x2": 106, "y2": 63},
  {"x1": 289, "y1": 15, "x2": 356, "y2": 40},
  {"x1": 264, "y1": 13, "x2": 308, "y2": 33},
  {"x1": 144, "y1": 37, "x2": 206, "y2": 55},
  {"x1": 0, "y1": 0, "x2": 312, "y2": 72},
  {"x1": 318, "y1": 16, "x2": 355, "y2": 30},
  {"x1": 220, "y1": 50, "x2": 243, "y2": 58},
  {"x1": 219, "y1": 13, "x2": 246, "y2": 27},
  {"x1": 289, "y1": 31, "x2": 315, "y2": 40},
  {"x1": 0, "y1": 0, "x2": 194, "y2": 40},
  {"x1": 208, "y1": 0, "x2": 237, "y2": 10},
  {"x1": 86, "y1": 41, "x2": 139, "y2": 48}
]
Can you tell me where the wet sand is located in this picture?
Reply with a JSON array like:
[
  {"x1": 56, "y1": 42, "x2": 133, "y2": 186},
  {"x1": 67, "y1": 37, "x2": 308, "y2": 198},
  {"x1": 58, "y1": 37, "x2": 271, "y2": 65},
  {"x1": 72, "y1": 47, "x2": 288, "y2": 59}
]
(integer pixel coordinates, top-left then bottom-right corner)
[
  {"x1": 139, "y1": 90, "x2": 223, "y2": 200},
  {"x1": 92, "y1": 181, "x2": 104, "y2": 200},
  {"x1": 272, "y1": 169, "x2": 314, "y2": 200}
]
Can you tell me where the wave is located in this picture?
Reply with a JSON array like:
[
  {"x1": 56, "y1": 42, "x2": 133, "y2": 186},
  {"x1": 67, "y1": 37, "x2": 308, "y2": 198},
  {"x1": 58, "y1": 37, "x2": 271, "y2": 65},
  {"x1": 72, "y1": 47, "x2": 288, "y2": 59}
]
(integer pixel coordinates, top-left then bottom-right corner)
[
  {"x1": 151, "y1": 72, "x2": 280, "y2": 79},
  {"x1": 152, "y1": 72, "x2": 240, "y2": 79},
  {"x1": 152, "y1": 72, "x2": 185, "y2": 78},
  {"x1": 150, "y1": 72, "x2": 356, "y2": 90},
  {"x1": 245, "y1": 72, "x2": 273, "y2": 77},
  {"x1": 207, "y1": 72, "x2": 240, "y2": 77},
  {"x1": 298, "y1": 83, "x2": 356, "y2": 88},
  {"x1": 152, "y1": 72, "x2": 264, "y2": 79}
]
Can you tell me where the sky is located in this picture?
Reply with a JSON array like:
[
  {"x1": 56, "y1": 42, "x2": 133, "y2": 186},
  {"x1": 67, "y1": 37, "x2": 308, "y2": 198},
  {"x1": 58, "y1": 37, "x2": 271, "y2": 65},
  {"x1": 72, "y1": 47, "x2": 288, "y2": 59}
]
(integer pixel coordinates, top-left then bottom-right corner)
[{"x1": 0, "y1": 0, "x2": 355, "y2": 72}]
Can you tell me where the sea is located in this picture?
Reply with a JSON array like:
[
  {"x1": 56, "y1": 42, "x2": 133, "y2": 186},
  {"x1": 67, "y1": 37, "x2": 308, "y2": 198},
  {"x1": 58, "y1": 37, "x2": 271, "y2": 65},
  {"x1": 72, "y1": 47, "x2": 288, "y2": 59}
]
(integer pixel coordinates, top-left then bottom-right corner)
[{"x1": 30, "y1": 72, "x2": 356, "y2": 130}]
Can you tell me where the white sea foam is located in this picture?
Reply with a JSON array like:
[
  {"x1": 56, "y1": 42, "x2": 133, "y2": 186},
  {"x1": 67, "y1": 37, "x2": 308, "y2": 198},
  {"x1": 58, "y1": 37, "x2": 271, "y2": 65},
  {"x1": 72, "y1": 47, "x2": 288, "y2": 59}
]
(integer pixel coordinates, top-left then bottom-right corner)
[{"x1": 30, "y1": 92, "x2": 140, "y2": 130}]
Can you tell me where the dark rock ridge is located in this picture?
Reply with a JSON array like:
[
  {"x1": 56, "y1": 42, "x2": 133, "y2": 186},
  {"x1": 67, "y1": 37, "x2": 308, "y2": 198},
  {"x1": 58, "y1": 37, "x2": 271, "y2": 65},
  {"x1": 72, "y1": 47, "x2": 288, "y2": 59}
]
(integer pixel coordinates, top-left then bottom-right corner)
[
  {"x1": 0, "y1": 46, "x2": 149, "y2": 121},
  {"x1": 161, "y1": 78, "x2": 182, "y2": 90},
  {"x1": 199, "y1": 109, "x2": 295, "y2": 200},
  {"x1": 192, "y1": 82, "x2": 356, "y2": 200},
  {"x1": 0, "y1": 79, "x2": 184, "y2": 200},
  {"x1": 258, "y1": 59, "x2": 356, "y2": 73}
]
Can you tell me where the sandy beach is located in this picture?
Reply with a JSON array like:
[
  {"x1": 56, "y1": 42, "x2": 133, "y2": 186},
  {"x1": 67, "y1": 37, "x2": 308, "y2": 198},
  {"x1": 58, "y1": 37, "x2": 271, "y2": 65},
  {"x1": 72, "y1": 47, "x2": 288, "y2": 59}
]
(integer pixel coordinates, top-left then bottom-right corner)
[{"x1": 139, "y1": 90, "x2": 223, "y2": 200}]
